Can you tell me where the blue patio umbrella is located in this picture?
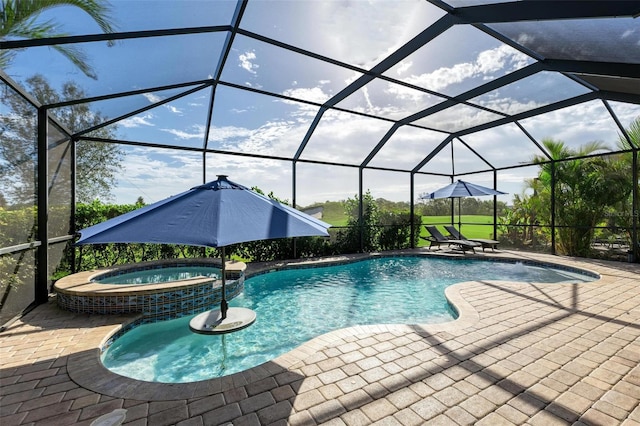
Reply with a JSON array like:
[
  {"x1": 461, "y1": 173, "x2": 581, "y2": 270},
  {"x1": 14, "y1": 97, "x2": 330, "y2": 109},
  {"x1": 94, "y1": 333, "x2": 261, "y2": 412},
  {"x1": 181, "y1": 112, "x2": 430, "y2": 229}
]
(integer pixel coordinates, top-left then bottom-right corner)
[
  {"x1": 419, "y1": 180, "x2": 506, "y2": 229},
  {"x1": 76, "y1": 175, "x2": 331, "y2": 333}
]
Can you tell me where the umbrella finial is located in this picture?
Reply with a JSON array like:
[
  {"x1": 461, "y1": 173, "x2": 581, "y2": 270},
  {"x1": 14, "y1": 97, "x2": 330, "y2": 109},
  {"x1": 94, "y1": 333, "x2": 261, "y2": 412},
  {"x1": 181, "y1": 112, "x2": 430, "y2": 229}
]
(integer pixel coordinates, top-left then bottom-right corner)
[{"x1": 217, "y1": 175, "x2": 229, "y2": 180}]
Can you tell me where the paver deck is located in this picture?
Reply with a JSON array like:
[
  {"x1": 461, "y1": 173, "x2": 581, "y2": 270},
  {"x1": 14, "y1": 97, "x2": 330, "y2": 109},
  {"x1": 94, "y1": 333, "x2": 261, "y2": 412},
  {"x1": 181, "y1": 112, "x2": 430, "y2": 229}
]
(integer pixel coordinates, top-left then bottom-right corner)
[{"x1": 1, "y1": 250, "x2": 639, "y2": 425}]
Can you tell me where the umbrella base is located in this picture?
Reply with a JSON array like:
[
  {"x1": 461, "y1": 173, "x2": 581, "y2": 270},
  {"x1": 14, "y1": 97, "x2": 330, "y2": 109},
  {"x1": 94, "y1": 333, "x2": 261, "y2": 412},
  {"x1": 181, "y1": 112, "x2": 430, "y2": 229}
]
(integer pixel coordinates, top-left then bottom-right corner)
[{"x1": 189, "y1": 307, "x2": 256, "y2": 335}]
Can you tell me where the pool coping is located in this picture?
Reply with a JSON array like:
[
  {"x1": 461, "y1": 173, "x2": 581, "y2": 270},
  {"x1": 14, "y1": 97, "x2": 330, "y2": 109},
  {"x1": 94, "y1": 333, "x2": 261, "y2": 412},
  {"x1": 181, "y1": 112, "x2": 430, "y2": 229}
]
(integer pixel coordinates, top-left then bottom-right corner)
[{"x1": 65, "y1": 250, "x2": 602, "y2": 400}]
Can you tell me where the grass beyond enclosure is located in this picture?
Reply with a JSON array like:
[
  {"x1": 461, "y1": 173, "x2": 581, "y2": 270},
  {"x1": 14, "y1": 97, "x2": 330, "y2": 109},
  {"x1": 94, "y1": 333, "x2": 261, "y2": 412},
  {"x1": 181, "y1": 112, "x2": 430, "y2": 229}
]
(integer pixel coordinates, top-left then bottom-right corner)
[
  {"x1": 315, "y1": 201, "x2": 350, "y2": 227},
  {"x1": 312, "y1": 204, "x2": 497, "y2": 246}
]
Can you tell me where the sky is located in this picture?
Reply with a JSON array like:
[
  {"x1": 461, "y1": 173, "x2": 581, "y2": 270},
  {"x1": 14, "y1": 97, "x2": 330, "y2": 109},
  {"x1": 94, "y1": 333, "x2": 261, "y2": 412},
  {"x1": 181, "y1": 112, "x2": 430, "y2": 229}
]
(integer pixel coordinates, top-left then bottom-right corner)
[{"x1": 3, "y1": 0, "x2": 640, "y2": 207}]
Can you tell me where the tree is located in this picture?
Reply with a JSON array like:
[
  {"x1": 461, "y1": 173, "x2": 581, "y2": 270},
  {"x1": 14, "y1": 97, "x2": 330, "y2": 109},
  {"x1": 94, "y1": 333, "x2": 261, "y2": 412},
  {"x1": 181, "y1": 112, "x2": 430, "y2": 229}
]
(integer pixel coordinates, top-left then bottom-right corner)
[
  {"x1": 0, "y1": 74, "x2": 124, "y2": 205},
  {"x1": 532, "y1": 139, "x2": 630, "y2": 256},
  {"x1": 609, "y1": 116, "x2": 640, "y2": 243},
  {"x1": 0, "y1": 0, "x2": 116, "y2": 79},
  {"x1": 498, "y1": 182, "x2": 546, "y2": 249},
  {"x1": 337, "y1": 190, "x2": 380, "y2": 253}
]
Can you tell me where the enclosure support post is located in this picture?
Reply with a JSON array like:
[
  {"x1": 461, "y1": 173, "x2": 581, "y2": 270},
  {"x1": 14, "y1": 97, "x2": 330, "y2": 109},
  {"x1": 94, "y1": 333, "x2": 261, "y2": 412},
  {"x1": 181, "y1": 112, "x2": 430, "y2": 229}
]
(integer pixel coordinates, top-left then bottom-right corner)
[
  {"x1": 493, "y1": 170, "x2": 498, "y2": 240},
  {"x1": 71, "y1": 137, "x2": 77, "y2": 273},
  {"x1": 202, "y1": 151, "x2": 207, "y2": 184},
  {"x1": 292, "y1": 161, "x2": 298, "y2": 258},
  {"x1": 550, "y1": 161, "x2": 556, "y2": 255},
  {"x1": 36, "y1": 108, "x2": 49, "y2": 304},
  {"x1": 359, "y1": 168, "x2": 364, "y2": 253},
  {"x1": 632, "y1": 149, "x2": 638, "y2": 262},
  {"x1": 201, "y1": 152, "x2": 208, "y2": 258},
  {"x1": 410, "y1": 173, "x2": 416, "y2": 249},
  {"x1": 450, "y1": 144, "x2": 455, "y2": 228}
]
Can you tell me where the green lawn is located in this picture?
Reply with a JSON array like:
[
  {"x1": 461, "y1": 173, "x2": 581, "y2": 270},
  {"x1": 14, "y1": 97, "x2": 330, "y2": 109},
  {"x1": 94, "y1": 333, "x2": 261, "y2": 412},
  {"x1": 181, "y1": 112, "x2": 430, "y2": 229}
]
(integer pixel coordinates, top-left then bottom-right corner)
[
  {"x1": 317, "y1": 201, "x2": 349, "y2": 226},
  {"x1": 318, "y1": 206, "x2": 498, "y2": 244}
]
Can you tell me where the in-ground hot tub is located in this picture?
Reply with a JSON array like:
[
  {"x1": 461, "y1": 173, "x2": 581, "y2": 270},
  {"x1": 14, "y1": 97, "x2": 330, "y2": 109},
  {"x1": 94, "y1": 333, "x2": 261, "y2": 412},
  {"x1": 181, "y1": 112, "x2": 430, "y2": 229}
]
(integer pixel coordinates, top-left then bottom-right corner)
[{"x1": 54, "y1": 258, "x2": 246, "y2": 323}]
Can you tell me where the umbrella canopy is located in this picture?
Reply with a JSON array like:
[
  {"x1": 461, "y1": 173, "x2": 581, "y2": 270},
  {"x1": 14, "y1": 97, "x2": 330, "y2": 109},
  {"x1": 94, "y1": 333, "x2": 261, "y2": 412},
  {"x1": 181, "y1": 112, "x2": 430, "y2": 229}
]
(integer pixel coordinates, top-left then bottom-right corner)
[
  {"x1": 420, "y1": 180, "x2": 506, "y2": 200},
  {"x1": 76, "y1": 175, "x2": 331, "y2": 333},
  {"x1": 76, "y1": 175, "x2": 330, "y2": 247},
  {"x1": 419, "y1": 180, "x2": 507, "y2": 231}
]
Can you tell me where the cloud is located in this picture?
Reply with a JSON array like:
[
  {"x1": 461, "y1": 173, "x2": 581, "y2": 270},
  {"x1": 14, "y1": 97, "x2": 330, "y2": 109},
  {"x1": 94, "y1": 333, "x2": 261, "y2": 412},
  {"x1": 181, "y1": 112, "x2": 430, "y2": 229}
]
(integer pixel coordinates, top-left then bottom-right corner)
[
  {"x1": 476, "y1": 44, "x2": 529, "y2": 76},
  {"x1": 300, "y1": 111, "x2": 393, "y2": 164},
  {"x1": 607, "y1": 102, "x2": 640, "y2": 128},
  {"x1": 368, "y1": 126, "x2": 447, "y2": 170},
  {"x1": 239, "y1": 50, "x2": 259, "y2": 74},
  {"x1": 207, "y1": 121, "x2": 304, "y2": 157},
  {"x1": 515, "y1": 33, "x2": 536, "y2": 46},
  {"x1": 395, "y1": 61, "x2": 412, "y2": 75},
  {"x1": 402, "y1": 45, "x2": 530, "y2": 92},
  {"x1": 108, "y1": 26, "x2": 606, "y2": 208},
  {"x1": 244, "y1": 81, "x2": 263, "y2": 89},
  {"x1": 160, "y1": 126, "x2": 204, "y2": 140},
  {"x1": 361, "y1": 87, "x2": 374, "y2": 111},
  {"x1": 142, "y1": 93, "x2": 162, "y2": 103},
  {"x1": 282, "y1": 87, "x2": 331, "y2": 104},
  {"x1": 207, "y1": 125, "x2": 254, "y2": 143},
  {"x1": 112, "y1": 147, "x2": 204, "y2": 203},
  {"x1": 120, "y1": 113, "x2": 155, "y2": 128},
  {"x1": 312, "y1": 0, "x2": 435, "y2": 69},
  {"x1": 344, "y1": 73, "x2": 362, "y2": 85},
  {"x1": 416, "y1": 104, "x2": 501, "y2": 132},
  {"x1": 143, "y1": 93, "x2": 184, "y2": 115},
  {"x1": 382, "y1": 82, "x2": 434, "y2": 106},
  {"x1": 472, "y1": 96, "x2": 544, "y2": 116},
  {"x1": 520, "y1": 101, "x2": 620, "y2": 149},
  {"x1": 164, "y1": 105, "x2": 183, "y2": 115}
]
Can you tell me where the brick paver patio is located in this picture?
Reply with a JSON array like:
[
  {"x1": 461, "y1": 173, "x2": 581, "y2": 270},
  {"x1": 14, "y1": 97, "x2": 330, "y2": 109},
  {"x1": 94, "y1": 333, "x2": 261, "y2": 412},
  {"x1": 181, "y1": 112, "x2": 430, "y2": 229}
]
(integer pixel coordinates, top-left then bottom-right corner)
[{"x1": 1, "y1": 250, "x2": 639, "y2": 425}]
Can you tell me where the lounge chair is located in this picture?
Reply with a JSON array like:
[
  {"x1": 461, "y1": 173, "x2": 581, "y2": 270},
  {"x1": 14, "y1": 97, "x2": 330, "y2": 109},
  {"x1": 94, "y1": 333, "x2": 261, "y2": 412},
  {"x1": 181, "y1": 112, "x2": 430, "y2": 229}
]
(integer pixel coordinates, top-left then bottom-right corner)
[
  {"x1": 444, "y1": 225, "x2": 499, "y2": 252},
  {"x1": 422, "y1": 226, "x2": 480, "y2": 253}
]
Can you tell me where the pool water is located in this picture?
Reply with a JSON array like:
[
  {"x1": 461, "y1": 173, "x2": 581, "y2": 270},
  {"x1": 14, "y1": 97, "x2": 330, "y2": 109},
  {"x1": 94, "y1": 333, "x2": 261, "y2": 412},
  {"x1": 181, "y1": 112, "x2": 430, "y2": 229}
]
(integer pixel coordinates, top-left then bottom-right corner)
[
  {"x1": 101, "y1": 257, "x2": 595, "y2": 383},
  {"x1": 93, "y1": 266, "x2": 221, "y2": 284}
]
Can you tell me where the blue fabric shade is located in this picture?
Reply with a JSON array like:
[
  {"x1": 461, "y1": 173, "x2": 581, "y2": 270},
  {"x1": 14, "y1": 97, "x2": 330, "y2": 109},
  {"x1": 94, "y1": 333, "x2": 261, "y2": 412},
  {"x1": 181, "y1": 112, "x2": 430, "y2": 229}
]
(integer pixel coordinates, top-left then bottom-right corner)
[
  {"x1": 76, "y1": 175, "x2": 331, "y2": 248},
  {"x1": 420, "y1": 180, "x2": 506, "y2": 200}
]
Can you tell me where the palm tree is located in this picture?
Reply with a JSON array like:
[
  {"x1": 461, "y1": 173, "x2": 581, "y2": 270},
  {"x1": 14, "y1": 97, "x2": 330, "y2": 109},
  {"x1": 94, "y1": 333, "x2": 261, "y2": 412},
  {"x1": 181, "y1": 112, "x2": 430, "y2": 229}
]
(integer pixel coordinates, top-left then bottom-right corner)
[
  {"x1": 1, "y1": 0, "x2": 116, "y2": 79},
  {"x1": 612, "y1": 117, "x2": 640, "y2": 246},
  {"x1": 617, "y1": 117, "x2": 640, "y2": 151},
  {"x1": 531, "y1": 138, "x2": 630, "y2": 256}
]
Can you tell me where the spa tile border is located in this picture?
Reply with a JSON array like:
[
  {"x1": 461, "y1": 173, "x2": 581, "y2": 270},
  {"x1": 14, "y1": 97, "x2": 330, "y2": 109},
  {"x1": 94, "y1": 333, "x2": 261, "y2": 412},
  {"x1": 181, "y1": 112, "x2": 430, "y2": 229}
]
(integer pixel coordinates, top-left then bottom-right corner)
[{"x1": 54, "y1": 258, "x2": 246, "y2": 321}]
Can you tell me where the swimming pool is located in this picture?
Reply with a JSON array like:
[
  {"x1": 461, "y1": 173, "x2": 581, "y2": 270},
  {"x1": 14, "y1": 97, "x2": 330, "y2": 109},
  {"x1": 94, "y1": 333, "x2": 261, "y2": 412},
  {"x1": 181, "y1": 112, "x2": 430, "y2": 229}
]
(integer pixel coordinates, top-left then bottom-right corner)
[{"x1": 101, "y1": 256, "x2": 596, "y2": 383}]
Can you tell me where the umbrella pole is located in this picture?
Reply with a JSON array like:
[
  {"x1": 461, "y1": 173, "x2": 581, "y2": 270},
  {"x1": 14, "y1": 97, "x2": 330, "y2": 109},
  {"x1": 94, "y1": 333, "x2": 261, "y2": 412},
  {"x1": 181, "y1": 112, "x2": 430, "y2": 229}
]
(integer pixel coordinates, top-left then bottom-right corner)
[
  {"x1": 458, "y1": 198, "x2": 462, "y2": 231},
  {"x1": 220, "y1": 334, "x2": 228, "y2": 372},
  {"x1": 220, "y1": 246, "x2": 228, "y2": 320},
  {"x1": 189, "y1": 245, "x2": 256, "y2": 334}
]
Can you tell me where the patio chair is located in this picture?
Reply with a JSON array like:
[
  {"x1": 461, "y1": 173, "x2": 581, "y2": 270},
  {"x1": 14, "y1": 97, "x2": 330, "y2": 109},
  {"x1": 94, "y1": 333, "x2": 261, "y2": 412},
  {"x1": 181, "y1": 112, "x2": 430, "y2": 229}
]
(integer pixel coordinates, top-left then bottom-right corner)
[
  {"x1": 422, "y1": 225, "x2": 480, "y2": 253},
  {"x1": 444, "y1": 225, "x2": 500, "y2": 252}
]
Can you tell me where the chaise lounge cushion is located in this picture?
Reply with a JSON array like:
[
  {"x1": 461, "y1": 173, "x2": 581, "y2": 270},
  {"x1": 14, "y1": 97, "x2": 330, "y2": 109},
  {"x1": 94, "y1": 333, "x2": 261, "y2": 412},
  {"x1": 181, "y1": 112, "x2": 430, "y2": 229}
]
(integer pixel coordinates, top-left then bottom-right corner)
[
  {"x1": 444, "y1": 225, "x2": 499, "y2": 252},
  {"x1": 423, "y1": 226, "x2": 481, "y2": 253}
]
